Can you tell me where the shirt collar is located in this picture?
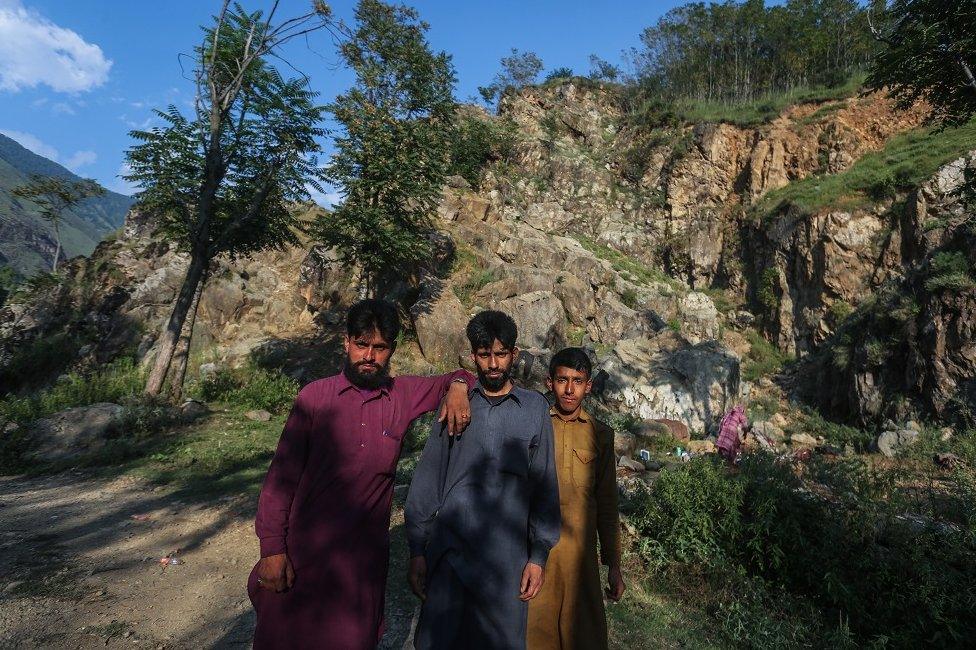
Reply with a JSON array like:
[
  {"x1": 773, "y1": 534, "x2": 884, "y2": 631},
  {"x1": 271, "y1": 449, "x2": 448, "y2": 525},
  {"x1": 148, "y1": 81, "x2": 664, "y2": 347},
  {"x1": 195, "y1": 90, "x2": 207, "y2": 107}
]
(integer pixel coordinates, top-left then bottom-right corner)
[
  {"x1": 337, "y1": 371, "x2": 392, "y2": 398},
  {"x1": 549, "y1": 404, "x2": 589, "y2": 423},
  {"x1": 472, "y1": 383, "x2": 522, "y2": 405}
]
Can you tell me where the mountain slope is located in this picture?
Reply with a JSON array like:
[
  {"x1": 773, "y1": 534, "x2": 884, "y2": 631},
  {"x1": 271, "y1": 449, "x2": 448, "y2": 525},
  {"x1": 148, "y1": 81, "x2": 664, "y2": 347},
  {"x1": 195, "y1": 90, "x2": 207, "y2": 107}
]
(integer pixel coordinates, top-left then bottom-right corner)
[{"x1": 0, "y1": 134, "x2": 134, "y2": 276}]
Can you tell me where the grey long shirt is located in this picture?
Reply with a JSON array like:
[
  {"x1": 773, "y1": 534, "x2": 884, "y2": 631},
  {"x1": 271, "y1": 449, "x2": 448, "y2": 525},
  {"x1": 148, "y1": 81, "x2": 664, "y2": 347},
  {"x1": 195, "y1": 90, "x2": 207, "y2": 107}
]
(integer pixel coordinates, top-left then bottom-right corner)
[{"x1": 405, "y1": 384, "x2": 561, "y2": 591}]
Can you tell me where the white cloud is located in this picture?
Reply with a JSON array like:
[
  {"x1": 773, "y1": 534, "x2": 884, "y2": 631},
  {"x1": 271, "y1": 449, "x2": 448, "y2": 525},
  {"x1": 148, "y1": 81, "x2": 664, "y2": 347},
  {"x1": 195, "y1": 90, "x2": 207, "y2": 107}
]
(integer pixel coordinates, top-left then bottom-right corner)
[
  {"x1": 64, "y1": 149, "x2": 95, "y2": 170},
  {"x1": 51, "y1": 101, "x2": 74, "y2": 115},
  {"x1": 0, "y1": 128, "x2": 59, "y2": 160},
  {"x1": 105, "y1": 162, "x2": 137, "y2": 196},
  {"x1": 0, "y1": 0, "x2": 112, "y2": 93}
]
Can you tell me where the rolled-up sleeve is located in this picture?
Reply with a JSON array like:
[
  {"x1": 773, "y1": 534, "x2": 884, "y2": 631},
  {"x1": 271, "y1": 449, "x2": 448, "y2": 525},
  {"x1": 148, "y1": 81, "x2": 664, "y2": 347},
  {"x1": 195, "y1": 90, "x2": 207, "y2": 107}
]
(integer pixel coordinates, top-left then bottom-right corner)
[
  {"x1": 527, "y1": 410, "x2": 561, "y2": 566},
  {"x1": 254, "y1": 387, "x2": 315, "y2": 557}
]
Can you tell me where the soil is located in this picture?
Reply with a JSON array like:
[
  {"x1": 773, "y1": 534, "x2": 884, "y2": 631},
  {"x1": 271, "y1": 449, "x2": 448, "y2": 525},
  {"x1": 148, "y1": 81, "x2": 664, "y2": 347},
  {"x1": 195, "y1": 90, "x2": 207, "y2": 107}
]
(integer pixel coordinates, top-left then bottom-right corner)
[{"x1": 0, "y1": 473, "x2": 419, "y2": 649}]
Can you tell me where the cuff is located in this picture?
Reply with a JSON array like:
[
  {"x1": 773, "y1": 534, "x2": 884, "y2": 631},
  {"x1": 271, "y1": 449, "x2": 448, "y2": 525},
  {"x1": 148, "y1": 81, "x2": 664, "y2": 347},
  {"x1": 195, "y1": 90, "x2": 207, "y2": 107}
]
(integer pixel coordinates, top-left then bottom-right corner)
[
  {"x1": 529, "y1": 541, "x2": 552, "y2": 567},
  {"x1": 260, "y1": 536, "x2": 287, "y2": 558},
  {"x1": 408, "y1": 539, "x2": 427, "y2": 558},
  {"x1": 448, "y1": 369, "x2": 476, "y2": 389}
]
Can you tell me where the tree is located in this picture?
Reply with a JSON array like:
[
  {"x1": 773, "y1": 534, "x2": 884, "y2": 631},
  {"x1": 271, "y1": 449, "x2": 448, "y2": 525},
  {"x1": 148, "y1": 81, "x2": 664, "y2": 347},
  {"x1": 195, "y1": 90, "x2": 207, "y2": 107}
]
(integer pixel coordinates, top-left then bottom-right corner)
[
  {"x1": 866, "y1": 0, "x2": 976, "y2": 124},
  {"x1": 125, "y1": 1, "x2": 334, "y2": 397},
  {"x1": 11, "y1": 175, "x2": 105, "y2": 272},
  {"x1": 478, "y1": 48, "x2": 543, "y2": 106},
  {"x1": 545, "y1": 67, "x2": 574, "y2": 83},
  {"x1": 588, "y1": 54, "x2": 620, "y2": 82},
  {"x1": 314, "y1": 0, "x2": 456, "y2": 296}
]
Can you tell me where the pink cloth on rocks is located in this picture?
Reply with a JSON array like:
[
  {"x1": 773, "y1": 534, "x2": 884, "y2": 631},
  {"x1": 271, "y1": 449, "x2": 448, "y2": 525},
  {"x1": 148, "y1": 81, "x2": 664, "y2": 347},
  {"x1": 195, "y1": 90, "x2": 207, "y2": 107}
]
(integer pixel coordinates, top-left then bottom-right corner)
[{"x1": 716, "y1": 405, "x2": 748, "y2": 460}]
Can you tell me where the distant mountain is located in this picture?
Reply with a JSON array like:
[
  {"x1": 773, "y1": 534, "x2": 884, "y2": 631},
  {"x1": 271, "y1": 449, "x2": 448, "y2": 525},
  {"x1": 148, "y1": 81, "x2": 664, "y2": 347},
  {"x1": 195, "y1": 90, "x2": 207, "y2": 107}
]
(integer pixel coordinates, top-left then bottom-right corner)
[{"x1": 0, "y1": 133, "x2": 134, "y2": 276}]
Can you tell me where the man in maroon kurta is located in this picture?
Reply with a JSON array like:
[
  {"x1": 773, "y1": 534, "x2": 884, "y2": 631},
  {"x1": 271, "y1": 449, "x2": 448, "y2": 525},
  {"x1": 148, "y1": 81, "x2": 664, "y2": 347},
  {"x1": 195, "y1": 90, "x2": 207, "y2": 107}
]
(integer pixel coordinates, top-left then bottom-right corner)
[{"x1": 249, "y1": 299, "x2": 474, "y2": 649}]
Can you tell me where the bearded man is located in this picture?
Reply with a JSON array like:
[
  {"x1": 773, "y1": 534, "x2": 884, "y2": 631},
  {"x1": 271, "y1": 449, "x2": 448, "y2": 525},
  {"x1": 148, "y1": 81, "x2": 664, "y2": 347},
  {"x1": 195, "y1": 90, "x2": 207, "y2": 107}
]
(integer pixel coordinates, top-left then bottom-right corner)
[
  {"x1": 405, "y1": 310, "x2": 561, "y2": 650},
  {"x1": 248, "y1": 299, "x2": 474, "y2": 650}
]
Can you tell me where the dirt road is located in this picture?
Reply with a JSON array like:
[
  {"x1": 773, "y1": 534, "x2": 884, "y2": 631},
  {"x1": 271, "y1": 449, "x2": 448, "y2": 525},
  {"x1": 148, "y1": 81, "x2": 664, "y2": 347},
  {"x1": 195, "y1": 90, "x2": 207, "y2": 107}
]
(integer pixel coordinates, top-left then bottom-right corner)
[{"x1": 0, "y1": 473, "x2": 418, "y2": 649}]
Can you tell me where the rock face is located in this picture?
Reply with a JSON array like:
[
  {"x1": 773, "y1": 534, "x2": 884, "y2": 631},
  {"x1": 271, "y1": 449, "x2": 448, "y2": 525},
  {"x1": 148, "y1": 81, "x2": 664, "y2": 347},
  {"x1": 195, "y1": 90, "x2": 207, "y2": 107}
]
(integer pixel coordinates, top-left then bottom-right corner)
[
  {"x1": 411, "y1": 275, "x2": 470, "y2": 367},
  {"x1": 793, "y1": 153, "x2": 976, "y2": 427},
  {"x1": 28, "y1": 403, "x2": 125, "y2": 462}
]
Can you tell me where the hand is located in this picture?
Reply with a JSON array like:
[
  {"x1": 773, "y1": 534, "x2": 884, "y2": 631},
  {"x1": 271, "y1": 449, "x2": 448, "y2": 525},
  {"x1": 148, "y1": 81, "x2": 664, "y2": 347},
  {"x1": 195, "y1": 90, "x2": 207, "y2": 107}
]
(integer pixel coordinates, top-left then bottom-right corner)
[
  {"x1": 605, "y1": 564, "x2": 625, "y2": 602},
  {"x1": 408, "y1": 556, "x2": 427, "y2": 601},
  {"x1": 256, "y1": 553, "x2": 294, "y2": 593},
  {"x1": 519, "y1": 562, "x2": 545, "y2": 601},
  {"x1": 438, "y1": 381, "x2": 471, "y2": 436}
]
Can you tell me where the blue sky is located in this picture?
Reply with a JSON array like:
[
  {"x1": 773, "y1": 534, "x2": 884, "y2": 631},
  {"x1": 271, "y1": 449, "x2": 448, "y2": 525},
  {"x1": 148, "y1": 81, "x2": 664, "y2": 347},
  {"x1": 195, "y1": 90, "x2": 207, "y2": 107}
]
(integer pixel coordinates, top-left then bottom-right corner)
[{"x1": 0, "y1": 0, "x2": 684, "y2": 200}]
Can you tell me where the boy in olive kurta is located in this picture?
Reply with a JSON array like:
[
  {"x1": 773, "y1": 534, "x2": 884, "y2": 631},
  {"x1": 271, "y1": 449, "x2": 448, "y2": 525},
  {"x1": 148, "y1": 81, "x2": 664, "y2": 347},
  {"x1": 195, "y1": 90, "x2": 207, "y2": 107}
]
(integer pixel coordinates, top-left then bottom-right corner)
[{"x1": 528, "y1": 348, "x2": 625, "y2": 650}]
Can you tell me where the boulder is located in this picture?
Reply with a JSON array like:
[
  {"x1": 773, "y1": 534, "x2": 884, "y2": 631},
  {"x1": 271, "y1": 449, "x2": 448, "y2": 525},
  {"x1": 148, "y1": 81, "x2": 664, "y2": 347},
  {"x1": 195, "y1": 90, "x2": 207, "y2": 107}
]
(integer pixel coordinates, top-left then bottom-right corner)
[
  {"x1": 789, "y1": 432, "x2": 818, "y2": 448},
  {"x1": 245, "y1": 409, "x2": 273, "y2": 422},
  {"x1": 180, "y1": 400, "x2": 209, "y2": 420},
  {"x1": 618, "y1": 456, "x2": 646, "y2": 472},
  {"x1": 752, "y1": 420, "x2": 786, "y2": 441},
  {"x1": 876, "y1": 429, "x2": 919, "y2": 458},
  {"x1": 411, "y1": 276, "x2": 470, "y2": 366},
  {"x1": 498, "y1": 291, "x2": 566, "y2": 350},
  {"x1": 29, "y1": 403, "x2": 125, "y2": 462},
  {"x1": 687, "y1": 439, "x2": 717, "y2": 454},
  {"x1": 614, "y1": 431, "x2": 637, "y2": 458},
  {"x1": 645, "y1": 418, "x2": 690, "y2": 443}
]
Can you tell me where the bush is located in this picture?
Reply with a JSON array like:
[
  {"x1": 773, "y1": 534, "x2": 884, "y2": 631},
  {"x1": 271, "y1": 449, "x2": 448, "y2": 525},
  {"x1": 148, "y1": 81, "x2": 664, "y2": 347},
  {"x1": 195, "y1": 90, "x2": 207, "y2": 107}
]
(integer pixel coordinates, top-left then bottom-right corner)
[
  {"x1": 191, "y1": 364, "x2": 299, "y2": 414},
  {"x1": 448, "y1": 113, "x2": 516, "y2": 187},
  {"x1": 0, "y1": 356, "x2": 144, "y2": 426},
  {"x1": 0, "y1": 332, "x2": 81, "y2": 395},
  {"x1": 742, "y1": 329, "x2": 788, "y2": 382},
  {"x1": 925, "y1": 251, "x2": 974, "y2": 292},
  {"x1": 544, "y1": 67, "x2": 573, "y2": 82},
  {"x1": 628, "y1": 453, "x2": 976, "y2": 646}
]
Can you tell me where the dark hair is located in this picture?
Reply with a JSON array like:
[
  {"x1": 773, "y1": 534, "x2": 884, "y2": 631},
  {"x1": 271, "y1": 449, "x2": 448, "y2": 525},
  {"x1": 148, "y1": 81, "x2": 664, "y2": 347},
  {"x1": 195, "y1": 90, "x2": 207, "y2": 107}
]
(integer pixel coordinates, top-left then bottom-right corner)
[
  {"x1": 347, "y1": 299, "x2": 400, "y2": 347},
  {"x1": 549, "y1": 347, "x2": 592, "y2": 379},
  {"x1": 466, "y1": 310, "x2": 517, "y2": 351}
]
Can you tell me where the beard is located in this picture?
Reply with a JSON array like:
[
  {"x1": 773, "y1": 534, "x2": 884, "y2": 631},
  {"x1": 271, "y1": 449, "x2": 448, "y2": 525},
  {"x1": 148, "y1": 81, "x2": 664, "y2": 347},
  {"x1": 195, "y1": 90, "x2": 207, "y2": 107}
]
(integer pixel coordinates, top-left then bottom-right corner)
[
  {"x1": 477, "y1": 365, "x2": 512, "y2": 393},
  {"x1": 343, "y1": 357, "x2": 391, "y2": 390}
]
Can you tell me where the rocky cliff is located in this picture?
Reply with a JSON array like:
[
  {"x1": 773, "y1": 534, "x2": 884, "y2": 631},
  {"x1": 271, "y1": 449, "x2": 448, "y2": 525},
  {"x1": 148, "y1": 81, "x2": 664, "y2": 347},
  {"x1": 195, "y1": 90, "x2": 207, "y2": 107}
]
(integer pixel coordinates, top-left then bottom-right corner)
[{"x1": 3, "y1": 81, "x2": 974, "y2": 432}]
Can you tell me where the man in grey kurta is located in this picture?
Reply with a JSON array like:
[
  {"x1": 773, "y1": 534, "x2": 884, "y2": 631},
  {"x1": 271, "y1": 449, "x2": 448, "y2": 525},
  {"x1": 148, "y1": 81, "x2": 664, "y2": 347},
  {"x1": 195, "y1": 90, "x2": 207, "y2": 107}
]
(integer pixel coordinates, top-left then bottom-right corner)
[{"x1": 405, "y1": 310, "x2": 561, "y2": 650}]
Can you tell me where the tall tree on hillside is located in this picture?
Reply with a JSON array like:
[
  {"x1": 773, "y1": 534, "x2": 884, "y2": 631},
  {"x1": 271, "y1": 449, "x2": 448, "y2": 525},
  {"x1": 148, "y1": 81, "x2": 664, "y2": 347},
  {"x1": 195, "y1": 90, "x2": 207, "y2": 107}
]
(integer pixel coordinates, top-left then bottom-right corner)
[
  {"x1": 314, "y1": 0, "x2": 456, "y2": 296},
  {"x1": 12, "y1": 175, "x2": 105, "y2": 272},
  {"x1": 125, "y1": 2, "x2": 335, "y2": 397},
  {"x1": 478, "y1": 48, "x2": 544, "y2": 106},
  {"x1": 866, "y1": 0, "x2": 976, "y2": 124}
]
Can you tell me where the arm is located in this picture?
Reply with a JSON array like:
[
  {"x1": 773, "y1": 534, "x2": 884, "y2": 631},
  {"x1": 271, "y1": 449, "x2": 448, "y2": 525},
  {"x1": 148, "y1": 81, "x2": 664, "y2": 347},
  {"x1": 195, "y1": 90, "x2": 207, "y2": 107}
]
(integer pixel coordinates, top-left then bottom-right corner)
[
  {"x1": 595, "y1": 422, "x2": 622, "y2": 569},
  {"x1": 399, "y1": 369, "x2": 476, "y2": 420},
  {"x1": 595, "y1": 421, "x2": 625, "y2": 602},
  {"x1": 527, "y1": 410, "x2": 561, "y2": 567},
  {"x1": 404, "y1": 418, "x2": 450, "y2": 600},
  {"x1": 255, "y1": 387, "x2": 315, "y2": 558}
]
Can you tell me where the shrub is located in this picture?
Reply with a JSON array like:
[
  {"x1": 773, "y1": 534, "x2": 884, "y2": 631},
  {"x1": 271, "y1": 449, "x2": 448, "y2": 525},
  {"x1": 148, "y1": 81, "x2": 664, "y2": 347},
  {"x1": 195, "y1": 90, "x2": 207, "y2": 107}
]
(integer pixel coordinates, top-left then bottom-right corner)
[
  {"x1": 742, "y1": 329, "x2": 788, "y2": 382},
  {"x1": 544, "y1": 67, "x2": 573, "y2": 82},
  {"x1": 925, "y1": 251, "x2": 974, "y2": 292},
  {"x1": 448, "y1": 113, "x2": 516, "y2": 187},
  {"x1": 192, "y1": 364, "x2": 299, "y2": 414},
  {"x1": 0, "y1": 332, "x2": 81, "y2": 395},
  {"x1": 629, "y1": 453, "x2": 976, "y2": 646}
]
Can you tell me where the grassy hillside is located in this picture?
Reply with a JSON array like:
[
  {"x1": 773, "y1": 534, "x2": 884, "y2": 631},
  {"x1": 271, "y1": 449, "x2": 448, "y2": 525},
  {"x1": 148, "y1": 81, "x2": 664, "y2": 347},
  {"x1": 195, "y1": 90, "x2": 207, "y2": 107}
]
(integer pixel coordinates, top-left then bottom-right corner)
[{"x1": 0, "y1": 134, "x2": 134, "y2": 275}]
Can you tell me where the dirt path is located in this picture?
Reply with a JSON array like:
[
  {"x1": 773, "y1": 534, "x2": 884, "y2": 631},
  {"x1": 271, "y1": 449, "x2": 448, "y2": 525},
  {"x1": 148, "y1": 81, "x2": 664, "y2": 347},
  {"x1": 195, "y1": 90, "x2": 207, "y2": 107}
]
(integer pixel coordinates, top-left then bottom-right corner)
[{"x1": 0, "y1": 473, "x2": 418, "y2": 649}]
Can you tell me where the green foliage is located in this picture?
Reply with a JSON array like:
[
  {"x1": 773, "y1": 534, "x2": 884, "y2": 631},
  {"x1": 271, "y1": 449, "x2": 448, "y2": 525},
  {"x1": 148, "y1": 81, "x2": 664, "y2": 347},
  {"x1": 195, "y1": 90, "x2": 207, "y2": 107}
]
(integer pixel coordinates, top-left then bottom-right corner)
[
  {"x1": 316, "y1": 0, "x2": 456, "y2": 294},
  {"x1": 628, "y1": 453, "x2": 976, "y2": 646},
  {"x1": 620, "y1": 287, "x2": 640, "y2": 310},
  {"x1": 792, "y1": 407, "x2": 872, "y2": 451},
  {"x1": 575, "y1": 236, "x2": 678, "y2": 289},
  {"x1": 190, "y1": 364, "x2": 298, "y2": 414},
  {"x1": 829, "y1": 299, "x2": 854, "y2": 325},
  {"x1": 742, "y1": 329, "x2": 788, "y2": 382},
  {"x1": 544, "y1": 67, "x2": 574, "y2": 83},
  {"x1": 867, "y1": 0, "x2": 976, "y2": 125},
  {"x1": 587, "y1": 54, "x2": 620, "y2": 82},
  {"x1": 452, "y1": 267, "x2": 499, "y2": 307},
  {"x1": 447, "y1": 112, "x2": 516, "y2": 187},
  {"x1": 0, "y1": 332, "x2": 79, "y2": 396},
  {"x1": 125, "y1": 7, "x2": 327, "y2": 260},
  {"x1": 756, "y1": 121, "x2": 976, "y2": 220},
  {"x1": 632, "y1": 0, "x2": 874, "y2": 106},
  {"x1": 0, "y1": 266, "x2": 18, "y2": 306},
  {"x1": 478, "y1": 48, "x2": 543, "y2": 107},
  {"x1": 0, "y1": 356, "x2": 144, "y2": 427},
  {"x1": 925, "y1": 251, "x2": 975, "y2": 292}
]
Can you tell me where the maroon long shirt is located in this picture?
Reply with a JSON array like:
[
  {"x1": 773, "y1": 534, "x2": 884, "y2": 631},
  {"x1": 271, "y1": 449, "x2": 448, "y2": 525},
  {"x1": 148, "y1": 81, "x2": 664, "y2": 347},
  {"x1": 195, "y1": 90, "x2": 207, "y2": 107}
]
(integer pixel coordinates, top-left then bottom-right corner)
[{"x1": 248, "y1": 370, "x2": 473, "y2": 650}]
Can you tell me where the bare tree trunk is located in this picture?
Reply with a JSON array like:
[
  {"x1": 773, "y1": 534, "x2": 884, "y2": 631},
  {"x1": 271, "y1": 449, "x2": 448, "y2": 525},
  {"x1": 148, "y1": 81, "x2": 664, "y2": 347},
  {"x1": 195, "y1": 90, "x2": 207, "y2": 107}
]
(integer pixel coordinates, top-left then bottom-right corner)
[
  {"x1": 168, "y1": 275, "x2": 205, "y2": 402},
  {"x1": 145, "y1": 254, "x2": 207, "y2": 396},
  {"x1": 51, "y1": 221, "x2": 62, "y2": 273}
]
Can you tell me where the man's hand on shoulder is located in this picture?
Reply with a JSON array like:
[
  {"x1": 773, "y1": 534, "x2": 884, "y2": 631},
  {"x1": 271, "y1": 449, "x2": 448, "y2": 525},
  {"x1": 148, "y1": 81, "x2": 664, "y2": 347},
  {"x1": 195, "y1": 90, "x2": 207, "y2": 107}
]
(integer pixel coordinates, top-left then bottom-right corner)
[
  {"x1": 256, "y1": 553, "x2": 294, "y2": 592},
  {"x1": 438, "y1": 380, "x2": 471, "y2": 436},
  {"x1": 519, "y1": 562, "x2": 545, "y2": 601},
  {"x1": 408, "y1": 556, "x2": 427, "y2": 601}
]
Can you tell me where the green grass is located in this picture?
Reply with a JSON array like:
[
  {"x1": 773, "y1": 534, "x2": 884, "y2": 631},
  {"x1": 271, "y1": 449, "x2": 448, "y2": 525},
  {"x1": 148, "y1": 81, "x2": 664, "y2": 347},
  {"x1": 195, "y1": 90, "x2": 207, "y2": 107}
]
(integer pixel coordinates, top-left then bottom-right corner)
[
  {"x1": 756, "y1": 120, "x2": 976, "y2": 221},
  {"x1": 575, "y1": 236, "x2": 680, "y2": 290},
  {"x1": 741, "y1": 329, "x2": 790, "y2": 382}
]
